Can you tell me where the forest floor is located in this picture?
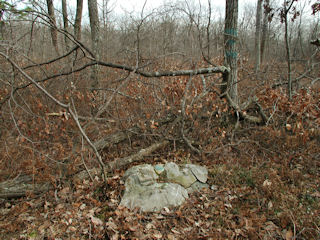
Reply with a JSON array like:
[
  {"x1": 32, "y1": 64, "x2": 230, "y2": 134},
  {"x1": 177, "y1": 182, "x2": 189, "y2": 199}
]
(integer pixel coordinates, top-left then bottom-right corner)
[
  {"x1": 0, "y1": 119, "x2": 319, "y2": 239},
  {"x1": 0, "y1": 62, "x2": 319, "y2": 239}
]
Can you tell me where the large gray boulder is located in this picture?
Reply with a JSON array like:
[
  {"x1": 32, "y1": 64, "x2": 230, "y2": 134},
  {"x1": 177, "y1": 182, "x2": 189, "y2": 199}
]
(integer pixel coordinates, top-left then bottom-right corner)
[
  {"x1": 120, "y1": 182, "x2": 188, "y2": 212},
  {"x1": 119, "y1": 162, "x2": 209, "y2": 212}
]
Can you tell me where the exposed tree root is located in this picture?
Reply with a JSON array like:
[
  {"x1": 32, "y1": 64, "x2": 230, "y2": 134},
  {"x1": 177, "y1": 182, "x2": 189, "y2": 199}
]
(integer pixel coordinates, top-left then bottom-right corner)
[{"x1": 226, "y1": 93, "x2": 267, "y2": 125}]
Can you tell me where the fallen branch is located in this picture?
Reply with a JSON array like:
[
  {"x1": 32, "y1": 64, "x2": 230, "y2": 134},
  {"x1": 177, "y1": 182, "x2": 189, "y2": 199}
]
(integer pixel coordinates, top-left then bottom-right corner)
[
  {"x1": 93, "y1": 113, "x2": 177, "y2": 151},
  {"x1": 0, "y1": 175, "x2": 52, "y2": 199},
  {"x1": 74, "y1": 140, "x2": 170, "y2": 181},
  {"x1": 0, "y1": 57, "x2": 229, "y2": 107},
  {"x1": 96, "y1": 60, "x2": 229, "y2": 78},
  {"x1": 106, "y1": 140, "x2": 169, "y2": 171},
  {"x1": 94, "y1": 126, "x2": 141, "y2": 151},
  {"x1": 0, "y1": 140, "x2": 170, "y2": 199}
]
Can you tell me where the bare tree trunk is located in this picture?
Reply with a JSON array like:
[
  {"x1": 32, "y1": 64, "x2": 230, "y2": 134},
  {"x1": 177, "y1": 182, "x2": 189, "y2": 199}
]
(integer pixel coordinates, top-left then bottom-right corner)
[
  {"x1": 255, "y1": 0, "x2": 262, "y2": 72},
  {"x1": 284, "y1": 0, "x2": 293, "y2": 99},
  {"x1": 88, "y1": 0, "x2": 100, "y2": 89},
  {"x1": 61, "y1": 0, "x2": 70, "y2": 51},
  {"x1": 206, "y1": 0, "x2": 212, "y2": 59},
  {"x1": 101, "y1": 0, "x2": 112, "y2": 60},
  {"x1": 221, "y1": 0, "x2": 238, "y2": 104},
  {"x1": 46, "y1": 0, "x2": 59, "y2": 55},
  {"x1": 260, "y1": 0, "x2": 269, "y2": 64},
  {"x1": 74, "y1": 0, "x2": 83, "y2": 40},
  {"x1": 297, "y1": 7, "x2": 305, "y2": 58}
]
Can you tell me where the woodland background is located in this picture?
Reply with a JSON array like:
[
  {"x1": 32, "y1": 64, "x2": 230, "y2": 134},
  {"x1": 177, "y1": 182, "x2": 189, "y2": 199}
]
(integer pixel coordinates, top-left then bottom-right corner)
[{"x1": 0, "y1": 0, "x2": 319, "y2": 239}]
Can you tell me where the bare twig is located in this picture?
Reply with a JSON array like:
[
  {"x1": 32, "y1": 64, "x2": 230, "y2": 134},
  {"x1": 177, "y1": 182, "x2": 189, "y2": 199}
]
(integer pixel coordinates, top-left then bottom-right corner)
[
  {"x1": 81, "y1": 136, "x2": 94, "y2": 182},
  {"x1": 180, "y1": 75, "x2": 201, "y2": 154},
  {"x1": 23, "y1": 46, "x2": 79, "y2": 70},
  {"x1": 0, "y1": 52, "x2": 107, "y2": 181}
]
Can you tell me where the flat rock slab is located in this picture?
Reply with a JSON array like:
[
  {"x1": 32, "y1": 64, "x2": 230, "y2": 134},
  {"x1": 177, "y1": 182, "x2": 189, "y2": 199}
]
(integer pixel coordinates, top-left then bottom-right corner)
[{"x1": 119, "y1": 162, "x2": 208, "y2": 212}]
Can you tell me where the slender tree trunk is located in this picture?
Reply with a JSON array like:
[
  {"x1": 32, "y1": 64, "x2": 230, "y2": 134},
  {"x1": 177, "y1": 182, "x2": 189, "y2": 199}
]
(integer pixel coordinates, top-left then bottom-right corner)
[
  {"x1": 46, "y1": 0, "x2": 59, "y2": 55},
  {"x1": 206, "y1": 0, "x2": 212, "y2": 59},
  {"x1": 284, "y1": 0, "x2": 292, "y2": 99},
  {"x1": 88, "y1": 0, "x2": 100, "y2": 89},
  {"x1": 61, "y1": 0, "x2": 70, "y2": 51},
  {"x1": 74, "y1": 0, "x2": 83, "y2": 40},
  {"x1": 255, "y1": 0, "x2": 262, "y2": 72},
  {"x1": 221, "y1": 0, "x2": 238, "y2": 104},
  {"x1": 297, "y1": 10, "x2": 305, "y2": 58},
  {"x1": 260, "y1": 0, "x2": 269, "y2": 64}
]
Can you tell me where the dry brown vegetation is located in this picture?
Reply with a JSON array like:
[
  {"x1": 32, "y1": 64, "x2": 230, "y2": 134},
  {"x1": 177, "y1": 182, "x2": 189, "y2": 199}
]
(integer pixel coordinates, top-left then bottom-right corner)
[{"x1": 0, "y1": 0, "x2": 319, "y2": 239}]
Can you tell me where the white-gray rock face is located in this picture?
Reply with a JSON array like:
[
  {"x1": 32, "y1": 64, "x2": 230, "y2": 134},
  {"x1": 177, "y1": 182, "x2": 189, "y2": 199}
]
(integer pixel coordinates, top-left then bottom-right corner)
[
  {"x1": 120, "y1": 182, "x2": 188, "y2": 212},
  {"x1": 185, "y1": 164, "x2": 208, "y2": 183},
  {"x1": 123, "y1": 164, "x2": 158, "y2": 187},
  {"x1": 119, "y1": 162, "x2": 209, "y2": 212}
]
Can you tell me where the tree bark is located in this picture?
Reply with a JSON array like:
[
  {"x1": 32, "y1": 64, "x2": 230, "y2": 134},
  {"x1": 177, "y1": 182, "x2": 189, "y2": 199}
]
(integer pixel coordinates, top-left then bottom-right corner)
[
  {"x1": 260, "y1": 0, "x2": 269, "y2": 64},
  {"x1": 74, "y1": 0, "x2": 83, "y2": 40},
  {"x1": 222, "y1": 0, "x2": 239, "y2": 104},
  {"x1": 61, "y1": 0, "x2": 70, "y2": 51},
  {"x1": 284, "y1": 0, "x2": 293, "y2": 99},
  {"x1": 46, "y1": 0, "x2": 59, "y2": 55},
  {"x1": 255, "y1": 0, "x2": 262, "y2": 72},
  {"x1": 88, "y1": 0, "x2": 100, "y2": 89}
]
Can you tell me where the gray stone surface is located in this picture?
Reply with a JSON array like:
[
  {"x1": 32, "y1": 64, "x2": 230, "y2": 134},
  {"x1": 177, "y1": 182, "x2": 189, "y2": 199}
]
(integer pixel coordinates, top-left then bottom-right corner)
[
  {"x1": 185, "y1": 164, "x2": 208, "y2": 183},
  {"x1": 187, "y1": 181, "x2": 209, "y2": 194},
  {"x1": 164, "y1": 162, "x2": 197, "y2": 188},
  {"x1": 123, "y1": 164, "x2": 158, "y2": 187},
  {"x1": 120, "y1": 163, "x2": 209, "y2": 212},
  {"x1": 120, "y1": 182, "x2": 188, "y2": 212}
]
